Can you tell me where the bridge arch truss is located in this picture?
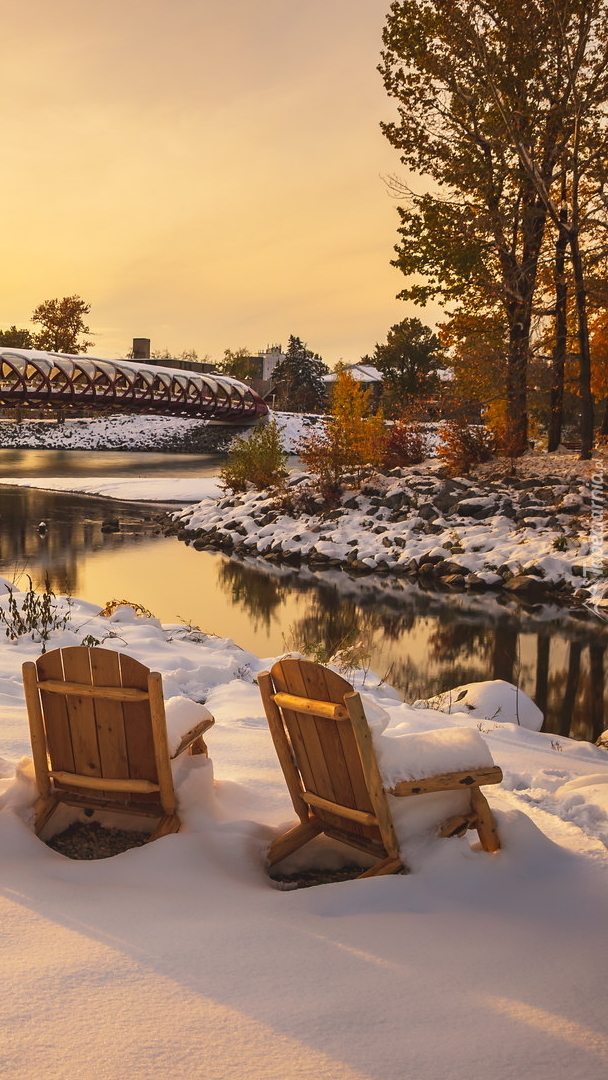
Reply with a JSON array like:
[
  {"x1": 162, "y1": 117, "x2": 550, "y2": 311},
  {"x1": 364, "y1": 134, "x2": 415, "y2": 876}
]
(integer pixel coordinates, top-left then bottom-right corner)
[{"x1": 0, "y1": 350, "x2": 268, "y2": 422}]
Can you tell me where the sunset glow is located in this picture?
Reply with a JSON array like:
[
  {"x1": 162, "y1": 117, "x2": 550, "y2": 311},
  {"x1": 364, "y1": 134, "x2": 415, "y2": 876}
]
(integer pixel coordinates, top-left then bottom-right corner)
[{"x1": 0, "y1": 0, "x2": 428, "y2": 365}]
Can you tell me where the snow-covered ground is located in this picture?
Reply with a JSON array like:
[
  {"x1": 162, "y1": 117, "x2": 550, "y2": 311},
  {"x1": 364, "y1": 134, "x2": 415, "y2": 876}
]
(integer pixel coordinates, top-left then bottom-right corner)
[
  {"x1": 0, "y1": 409, "x2": 315, "y2": 453},
  {"x1": 1, "y1": 585, "x2": 608, "y2": 1080}
]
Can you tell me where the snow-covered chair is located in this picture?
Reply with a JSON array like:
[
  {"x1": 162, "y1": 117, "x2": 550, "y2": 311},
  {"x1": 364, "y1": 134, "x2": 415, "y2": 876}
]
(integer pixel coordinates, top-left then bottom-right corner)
[
  {"x1": 258, "y1": 658, "x2": 502, "y2": 876},
  {"x1": 22, "y1": 645, "x2": 214, "y2": 840}
]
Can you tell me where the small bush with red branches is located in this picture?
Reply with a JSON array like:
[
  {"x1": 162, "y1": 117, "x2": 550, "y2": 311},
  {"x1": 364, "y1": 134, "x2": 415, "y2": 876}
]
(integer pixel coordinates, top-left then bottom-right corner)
[
  {"x1": 383, "y1": 420, "x2": 426, "y2": 468},
  {"x1": 437, "y1": 420, "x2": 496, "y2": 475}
]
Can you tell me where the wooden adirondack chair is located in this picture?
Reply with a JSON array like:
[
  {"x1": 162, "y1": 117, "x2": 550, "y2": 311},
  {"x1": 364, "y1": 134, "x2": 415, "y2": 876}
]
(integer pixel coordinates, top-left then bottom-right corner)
[
  {"x1": 258, "y1": 658, "x2": 502, "y2": 877},
  {"x1": 22, "y1": 645, "x2": 214, "y2": 840}
]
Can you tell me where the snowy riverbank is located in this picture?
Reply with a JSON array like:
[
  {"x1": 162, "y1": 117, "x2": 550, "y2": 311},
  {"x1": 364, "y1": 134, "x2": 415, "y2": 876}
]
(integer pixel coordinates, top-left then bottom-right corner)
[
  {"x1": 0, "y1": 409, "x2": 317, "y2": 454},
  {"x1": 172, "y1": 453, "x2": 603, "y2": 610},
  {"x1": 1, "y1": 589, "x2": 608, "y2": 1078}
]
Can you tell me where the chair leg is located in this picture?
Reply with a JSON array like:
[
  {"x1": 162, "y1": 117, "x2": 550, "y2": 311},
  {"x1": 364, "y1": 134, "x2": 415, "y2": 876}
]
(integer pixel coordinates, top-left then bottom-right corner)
[
  {"x1": 149, "y1": 814, "x2": 181, "y2": 840},
  {"x1": 438, "y1": 813, "x2": 474, "y2": 839},
  {"x1": 357, "y1": 856, "x2": 407, "y2": 878},
  {"x1": 33, "y1": 795, "x2": 59, "y2": 835},
  {"x1": 189, "y1": 735, "x2": 209, "y2": 756},
  {"x1": 470, "y1": 788, "x2": 501, "y2": 853},
  {"x1": 266, "y1": 819, "x2": 322, "y2": 867}
]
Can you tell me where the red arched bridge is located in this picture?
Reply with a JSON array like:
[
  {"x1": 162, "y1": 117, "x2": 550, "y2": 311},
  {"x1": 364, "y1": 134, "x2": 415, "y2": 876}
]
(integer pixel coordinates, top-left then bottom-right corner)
[{"x1": 0, "y1": 349, "x2": 268, "y2": 423}]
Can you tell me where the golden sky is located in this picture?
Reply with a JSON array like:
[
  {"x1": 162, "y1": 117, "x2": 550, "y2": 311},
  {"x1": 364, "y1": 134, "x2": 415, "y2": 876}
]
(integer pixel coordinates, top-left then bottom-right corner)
[{"x1": 1, "y1": 0, "x2": 430, "y2": 366}]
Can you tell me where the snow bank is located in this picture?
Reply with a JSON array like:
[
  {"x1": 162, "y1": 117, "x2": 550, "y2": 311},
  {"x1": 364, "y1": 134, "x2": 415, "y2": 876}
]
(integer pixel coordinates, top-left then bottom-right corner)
[{"x1": 1, "y1": 576, "x2": 608, "y2": 1080}]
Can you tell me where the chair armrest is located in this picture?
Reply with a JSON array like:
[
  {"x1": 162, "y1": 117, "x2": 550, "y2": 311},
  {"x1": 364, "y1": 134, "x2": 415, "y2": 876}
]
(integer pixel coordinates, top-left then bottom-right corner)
[
  {"x1": 388, "y1": 765, "x2": 503, "y2": 797},
  {"x1": 170, "y1": 716, "x2": 215, "y2": 759}
]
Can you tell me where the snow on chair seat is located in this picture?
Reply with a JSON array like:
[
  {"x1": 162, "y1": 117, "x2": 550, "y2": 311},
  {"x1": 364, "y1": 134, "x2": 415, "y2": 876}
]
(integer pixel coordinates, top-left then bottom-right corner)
[{"x1": 258, "y1": 657, "x2": 502, "y2": 877}]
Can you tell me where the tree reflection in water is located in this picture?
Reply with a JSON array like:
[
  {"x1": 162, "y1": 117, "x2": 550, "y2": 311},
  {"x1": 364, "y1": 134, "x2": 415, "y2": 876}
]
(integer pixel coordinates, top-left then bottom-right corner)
[
  {"x1": 217, "y1": 560, "x2": 291, "y2": 634},
  {"x1": 216, "y1": 557, "x2": 607, "y2": 743}
]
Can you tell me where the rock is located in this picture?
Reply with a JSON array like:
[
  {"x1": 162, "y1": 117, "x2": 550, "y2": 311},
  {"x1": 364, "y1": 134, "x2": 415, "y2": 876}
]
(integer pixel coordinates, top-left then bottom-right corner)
[
  {"x1": 596, "y1": 730, "x2": 608, "y2": 750},
  {"x1": 521, "y1": 564, "x2": 546, "y2": 578},
  {"x1": 503, "y1": 575, "x2": 549, "y2": 596},
  {"x1": 498, "y1": 500, "x2": 517, "y2": 519},
  {"x1": 466, "y1": 573, "x2": 488, "y2": 589},
  {"x1": 515, "y1": 506, "x2": 552, "y2": 520},
  {"x1": 432, "y1": 492, "x2": 458, "y2": 514},
  {"x1": 418, "y1": 502, "x2": 439, "y2": 520},
  {"x1": 385, "y1": 491, "x2": 410, "y2": 510},
  {"x1": 442, "y1": 574, "x2": 466, "y2": 588},
  {"x1": 418, "y1": 561, "x2": 437, "y2": 576},
  {"x1": 455, "y1": 496, "x2": 499, "y2": 518},
  {"x1": 435, "y1": 560, "x2": 469, "y2": 577},
  {"x1": 101, "y1": 518, "x2": 120, "y2": 533}
]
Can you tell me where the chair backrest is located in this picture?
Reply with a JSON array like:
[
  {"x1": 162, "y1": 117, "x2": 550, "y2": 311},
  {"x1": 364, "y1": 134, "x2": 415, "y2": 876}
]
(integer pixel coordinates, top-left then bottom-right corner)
[
  {"x1": 260, "y1": 657, "x2": 399, "y2": 860},
  {"x1": 22, "y1": 645, "x2": 175, "y2": 815}
]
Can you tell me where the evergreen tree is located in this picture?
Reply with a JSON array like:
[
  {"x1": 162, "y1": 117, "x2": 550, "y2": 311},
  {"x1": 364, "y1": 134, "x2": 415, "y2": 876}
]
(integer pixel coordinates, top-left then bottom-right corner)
[
  {"x1": 271, "y1": 335, "x2": 328, "y2": 412},
  {"x1": 373, "y1": 317, "x2": 443, "y2": 415}
]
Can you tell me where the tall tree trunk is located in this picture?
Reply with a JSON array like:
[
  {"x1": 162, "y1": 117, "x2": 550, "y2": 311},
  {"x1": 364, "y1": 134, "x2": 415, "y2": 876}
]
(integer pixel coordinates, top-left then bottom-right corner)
[
  {"x1": 492, "y1": 628, "x2": 519, "y2": 684},
  {"x1": 589, "y1": 644, "x2": 605, "y2": 743},
  {"x1": 601, "y1": 399, "x2": 608, "y2": 436},
  {"x1": 547, "y1": 210, "x2": 569, "y2": 452},
  {"x1": 559, "y1": 640, "x2": 582, "y2": 736},
  {"x1": 534, "y1": 634, "x2": 550, "y2": 720},
  {"x1": 505, "y1": 317, "x2": 530, "y2": 454},
  {"x1": 569, "y1": 230, "x2": 594, "y2": 459}
]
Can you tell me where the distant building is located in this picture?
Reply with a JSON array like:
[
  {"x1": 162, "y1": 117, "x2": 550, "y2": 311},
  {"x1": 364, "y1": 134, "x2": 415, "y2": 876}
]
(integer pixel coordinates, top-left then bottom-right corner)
[
  {"x1": 321, "y1": 363, "x2": 384, "y2": 387},
  {"x1": 322, "y1": 363, "x2": 384, "y2": 408}
]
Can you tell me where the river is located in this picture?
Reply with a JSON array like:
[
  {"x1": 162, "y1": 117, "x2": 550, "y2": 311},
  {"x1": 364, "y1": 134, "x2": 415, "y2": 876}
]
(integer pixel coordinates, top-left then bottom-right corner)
[{"x1": 0, "y1": 448, "x2": 604, "y2": 742}]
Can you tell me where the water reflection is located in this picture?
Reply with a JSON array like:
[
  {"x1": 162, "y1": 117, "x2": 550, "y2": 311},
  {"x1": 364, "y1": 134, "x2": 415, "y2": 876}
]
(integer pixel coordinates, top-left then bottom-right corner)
[
  {"x1": 0, "y1": 480, "x2": 605, "y2": 743},
  {"x1": 0, "y1": 485, "x2": 162, "y2": 596},
  {"x1": 214, "y1": 556, "x2": 606, "y2": 743}
]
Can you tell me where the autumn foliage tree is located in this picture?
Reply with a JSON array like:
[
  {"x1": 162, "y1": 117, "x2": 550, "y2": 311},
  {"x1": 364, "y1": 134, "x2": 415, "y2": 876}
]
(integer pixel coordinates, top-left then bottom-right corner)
[
  {"x1": 0, "y1": 326, "x2": 34, "y2": 348},
  {"x1": 220, "y1": 347, "x2": 260, "y2": 382},
  {"x1": 32, "y1": 295, "x2": 93, "y2": 354},
  {"x1": 298, "y1": 370, "x2": 387, "y2": 499}
]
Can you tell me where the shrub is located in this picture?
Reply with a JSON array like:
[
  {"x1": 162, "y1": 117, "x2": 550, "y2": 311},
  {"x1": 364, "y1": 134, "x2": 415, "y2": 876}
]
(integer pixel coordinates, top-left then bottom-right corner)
[
  {"x1": 219, "y1": 417, "x2": 289, "y2": 493},
  {"x1": 382, "y1": 420, "x2": 426, "y2": 467},
  {"x1": 437, "y1": 420, "x2": 495, "y2": 475},
  {"x1": 0, "y1": 575, "x2": 71, "y2": 652}
]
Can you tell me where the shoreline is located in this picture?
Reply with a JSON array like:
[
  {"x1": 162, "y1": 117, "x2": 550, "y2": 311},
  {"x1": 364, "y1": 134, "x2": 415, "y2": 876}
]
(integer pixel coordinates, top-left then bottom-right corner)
[{"x1": 168, "y1": 456, "x2": 605, "y2": 616}]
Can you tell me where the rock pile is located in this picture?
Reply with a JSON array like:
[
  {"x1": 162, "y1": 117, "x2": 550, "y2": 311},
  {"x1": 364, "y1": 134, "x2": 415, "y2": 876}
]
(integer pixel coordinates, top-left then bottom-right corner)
[{"x1": 168, "y1": 464, "x2": 597, "y2": 604}]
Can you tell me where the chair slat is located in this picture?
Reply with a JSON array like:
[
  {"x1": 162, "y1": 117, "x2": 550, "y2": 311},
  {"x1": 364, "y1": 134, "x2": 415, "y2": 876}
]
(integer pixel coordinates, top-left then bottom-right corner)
[
  {"x1": 89, "y1": 648, "x2": 130, "y2": 786},
  {"x1": 61, "y1": 647, "x2": 102, "y2": 780},
  {"x1": 118, "y1": 652, "x2": 159, "y2": 790},
  {"x1": 36, "y1": 649, "x2": 75, "y2": 776}
]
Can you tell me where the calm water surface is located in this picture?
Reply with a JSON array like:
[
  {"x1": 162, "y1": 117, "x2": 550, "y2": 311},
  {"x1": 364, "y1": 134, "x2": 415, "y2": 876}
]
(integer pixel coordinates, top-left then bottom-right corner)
[{"x1": 0, "y1": 449, "x2": 604, "y2": 742}]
